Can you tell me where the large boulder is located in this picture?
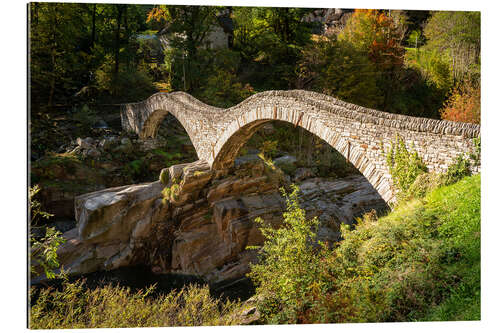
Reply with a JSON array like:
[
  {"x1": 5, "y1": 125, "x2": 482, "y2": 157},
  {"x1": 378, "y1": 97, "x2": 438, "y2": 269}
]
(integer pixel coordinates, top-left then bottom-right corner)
[{"x1": 75, "y1": 181, "x2": 164, "y2": 243}]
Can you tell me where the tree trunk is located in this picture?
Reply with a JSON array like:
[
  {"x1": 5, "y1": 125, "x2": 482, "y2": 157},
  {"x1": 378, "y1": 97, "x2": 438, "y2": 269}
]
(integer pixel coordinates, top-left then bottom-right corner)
[
  {"x1": 48, "y1": 6, "x2": 58, "y2": 107},
  {"x1": 114, "y1": 5, "x2": 124, "y2": 76},
  {"x1": 123, "y1": 5, "x2": 129, "y2": 69},
  {"x1": 91, "y1": 4, "x2": 96, "y2": 48}
]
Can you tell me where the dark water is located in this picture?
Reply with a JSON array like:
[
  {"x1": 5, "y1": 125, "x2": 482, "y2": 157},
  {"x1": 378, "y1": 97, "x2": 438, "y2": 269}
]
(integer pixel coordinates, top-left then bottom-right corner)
[{"x1": 30, "y1": 265, "x2": 255, "y2": 305}]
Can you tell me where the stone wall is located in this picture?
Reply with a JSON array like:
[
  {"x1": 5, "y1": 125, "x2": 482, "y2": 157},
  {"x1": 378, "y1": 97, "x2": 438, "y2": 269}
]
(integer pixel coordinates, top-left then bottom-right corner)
[{"x1": 121, "y1": 90, "x2": 480, "y2": 202}]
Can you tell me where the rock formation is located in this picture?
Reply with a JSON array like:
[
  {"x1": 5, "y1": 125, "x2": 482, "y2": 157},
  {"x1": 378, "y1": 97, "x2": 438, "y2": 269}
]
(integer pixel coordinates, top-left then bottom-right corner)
[{"x1": 32, "y1": 158, "x2": 388, "y2": 285}]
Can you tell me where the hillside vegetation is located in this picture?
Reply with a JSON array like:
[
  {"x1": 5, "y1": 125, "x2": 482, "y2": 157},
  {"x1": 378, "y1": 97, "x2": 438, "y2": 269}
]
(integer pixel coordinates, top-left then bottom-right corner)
[
  {"x1": 30, "y1": 174, "x2": 480, "y2": 327},
  {"x1": 247, "y1": 174, "x2": 480, "y2": 324}
]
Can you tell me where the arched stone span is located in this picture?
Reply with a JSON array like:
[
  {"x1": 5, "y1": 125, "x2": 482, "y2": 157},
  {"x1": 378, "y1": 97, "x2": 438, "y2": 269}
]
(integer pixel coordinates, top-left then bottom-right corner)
[{"x1": 121, "y1": 90, "x2": 481, "y2": 202}]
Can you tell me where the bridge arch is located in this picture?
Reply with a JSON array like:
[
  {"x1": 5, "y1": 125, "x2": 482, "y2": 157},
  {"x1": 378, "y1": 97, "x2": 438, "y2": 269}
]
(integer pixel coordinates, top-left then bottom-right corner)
[
  {"x1": 210, "y1": 106, "x2": 393, "y2": 201},
  {"x1": 121, "y1": 92, "x2": 223, "y2": 157}
]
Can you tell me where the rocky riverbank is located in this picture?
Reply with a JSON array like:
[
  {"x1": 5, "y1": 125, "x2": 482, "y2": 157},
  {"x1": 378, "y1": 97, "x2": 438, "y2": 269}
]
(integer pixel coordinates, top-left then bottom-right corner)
[{"x1": 32, "y1": 156, "x2": 388, "y2": 285}]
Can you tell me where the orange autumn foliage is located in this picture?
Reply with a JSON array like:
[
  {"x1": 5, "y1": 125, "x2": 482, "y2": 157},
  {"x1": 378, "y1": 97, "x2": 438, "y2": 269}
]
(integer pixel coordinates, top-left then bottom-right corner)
[
  {"x1": 440, "y1": 80, "x2": 480, "y2": 124},
  {"x1": 146, "y1": 6, "x2": 169, "y2": 23},
  {"x1": 340, "y1": 9, "x2": 404, "y2": 70}
]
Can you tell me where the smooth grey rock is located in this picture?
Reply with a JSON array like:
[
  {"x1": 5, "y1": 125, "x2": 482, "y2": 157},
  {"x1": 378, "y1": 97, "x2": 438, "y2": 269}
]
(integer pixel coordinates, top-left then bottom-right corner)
[
  {"x1": 273, "y1": 155, "x2": 297, "y2": 166},
  {"x1": 77, "y1": 137, "x2": 95, "y2": 149},
  {"x1": 75, "y1": 181, "x2": 164, "y2": 242},
  {"x1": 234, "y1": 154, "x2": 261, "y2": 167},
  {"x1": 120, "y1": 137, "x2": 132, "y2": 146},
  {"x1": 294, "y1": 167, "x2": 315, "y2": 182}
]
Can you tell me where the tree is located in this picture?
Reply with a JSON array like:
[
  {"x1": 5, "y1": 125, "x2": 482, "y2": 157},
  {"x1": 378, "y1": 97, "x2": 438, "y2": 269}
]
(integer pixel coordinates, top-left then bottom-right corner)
[
  {"x1": 298, "y1": 36, "x2": 383, "y2": 109},
  {"x1": 339, "y1": 9, "x2": 406, "y2": 111},
  {"x1": 147, "y1": 5, "x2": 220, "y2": 92},
  {"x1": 232, "y1": 6, "x2": 315, "y2": 90},
  {"x1": 424, "y1": 11, "x2": 480, "y2": 83},
  {"x1": 440, "y1": 79, "x2": 480, "y2": 124}
]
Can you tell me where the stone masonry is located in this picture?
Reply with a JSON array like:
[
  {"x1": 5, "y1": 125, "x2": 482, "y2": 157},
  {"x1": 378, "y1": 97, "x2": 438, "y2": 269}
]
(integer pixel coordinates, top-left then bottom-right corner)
[{"x1": 121, "y1": 90, "x2": 481, "y2": 202}]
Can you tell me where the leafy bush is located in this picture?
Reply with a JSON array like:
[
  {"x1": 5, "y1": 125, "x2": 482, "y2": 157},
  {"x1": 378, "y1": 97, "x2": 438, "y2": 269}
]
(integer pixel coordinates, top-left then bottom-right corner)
[
  {"x1": 469, "y1": 137, "x2": 481, "y2": 166},
  {"x1": 124, "y1": 159, "x2": 146, "y2": 180},
  {"x1": 406, "y1": 172, "x2": 445, "y2": 199},
  {"x1": 29, "y1": 185, "x2": 66, "y2": 279},
  {"x1": 386, "y1": 136, "x2": 427, "y2": 201},
  {"x1": 248, "y1": 185, "x2": 329, "y2": 324},
  {"x1": 443, "y1": 154, "x2": 471, "y2": 185},
  {"x1": 259, "y1": 140, "x2": 279, "y2": 159},
  {"x1": 309, "y1": 175, "x2": 479, "y2": 323},
  {"x1": 30, "y1": 282, "x2": 242, "y2": 329}
]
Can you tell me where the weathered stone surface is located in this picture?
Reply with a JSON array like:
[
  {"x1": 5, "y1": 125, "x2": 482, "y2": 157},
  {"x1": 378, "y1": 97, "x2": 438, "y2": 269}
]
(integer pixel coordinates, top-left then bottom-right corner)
[
  {"x1": 294, "y1": 167, "x2": 315, "y2": 182},
  {"x1": 121, "y1": 90, "x2": 481, "y2": 202},
  {"x1": 75, "y1": 181, "x2": 164, "y2": 243},
  {"x1": 38, "y1": 160, "x2": 387, "y2": 285},
  {"x1": 299, "y1": 175, "x2": 389, "y2": 230},
  {"x1": 77, "y1": 137, "x2": 95, "y2": 149}
]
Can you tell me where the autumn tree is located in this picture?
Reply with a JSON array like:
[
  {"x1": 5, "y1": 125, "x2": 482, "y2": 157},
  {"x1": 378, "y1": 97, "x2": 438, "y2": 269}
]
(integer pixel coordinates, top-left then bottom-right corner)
[
  {"x1": 339, "y1": 9, "x2": 406, "y2": 111},
  {"x1": 440, "y1": 79, "x2": 480, "y2": 124}
]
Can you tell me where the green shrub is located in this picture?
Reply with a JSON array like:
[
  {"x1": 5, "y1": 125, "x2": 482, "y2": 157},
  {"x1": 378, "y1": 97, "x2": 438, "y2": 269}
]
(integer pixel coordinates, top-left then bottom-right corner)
[
  {"x1": 161, "y1": 182, "x2": 181, "y2": 203},
  {"x1": 444, "y1": 154, "x2": 471, "y2": 185},
  {"x1": 407, "y1": 172, "x2": 445, "y2": 199},
  {"x1": 29, "y1": 185, "x2": 66, "y2": 279},
  {"x1": 469, "y1": 137, "x2": 481, "y2": 166},
  {"x1": 259, "y1": 140, "x2": 279, "y2": 159},
  {"x1": 30, "y1": 282, "x2": 242, "y2": 329},
  {"x1": 386, "y1": 136, "x2": 427, "y2": 201},
  {"x1": 124, "y1": 159, "x2": 146, "y2": 180},
  {"x1": 159, "y1": 168, "x2": 169, "y2": 185},
  {"x1": 248, "y1": 185, "x2": 329, "y2": 324},
  {"x1": 311, "y1": 175, "x2": 480, "y2": 323}
]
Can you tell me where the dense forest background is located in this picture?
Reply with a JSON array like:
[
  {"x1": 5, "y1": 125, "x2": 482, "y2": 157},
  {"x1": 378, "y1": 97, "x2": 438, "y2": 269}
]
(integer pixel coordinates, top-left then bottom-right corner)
[{"x1": 29, "y1": 3, "x2": 480, "y2": 122}]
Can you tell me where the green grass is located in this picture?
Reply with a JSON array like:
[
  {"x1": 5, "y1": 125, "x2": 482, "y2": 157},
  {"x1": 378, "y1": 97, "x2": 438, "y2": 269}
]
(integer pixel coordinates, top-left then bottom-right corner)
[
  {"x1": 339, "y1": 174, "x2": 481, "y2": 322},
  {"x1": 420, "y1": 175, "x2": 481, "y2": 321}
]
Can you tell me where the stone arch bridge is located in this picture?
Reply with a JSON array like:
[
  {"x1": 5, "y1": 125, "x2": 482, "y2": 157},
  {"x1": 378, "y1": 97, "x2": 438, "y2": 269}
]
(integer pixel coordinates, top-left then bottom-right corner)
[{"x1": 121, "y1": 90, "x2": 480, "y2": 202}]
